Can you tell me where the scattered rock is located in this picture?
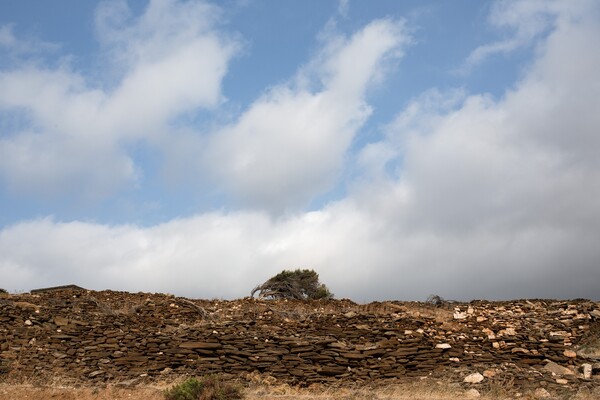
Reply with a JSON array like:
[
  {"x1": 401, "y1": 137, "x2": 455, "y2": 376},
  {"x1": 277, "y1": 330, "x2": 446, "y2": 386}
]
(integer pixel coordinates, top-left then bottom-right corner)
[
  {"x1": 466, "y1": 388, "x2": 481, "y2": 397},
  {"x1": 454, "y1": 312, "x2": 467, "y2": 320},
  {"x1": 534, "y1": 387, "x2": 552, "y2": 398},
  {"x1": 483, "y1": 369, "x2": 496, "y2": 378},
  {"x1": 54, "y1": 316, "x2": 70, "y2": 326},
  {"x1": 563, "y1": 349, "x2": 577, "y2": 358},
  {"x1": 544, "y1": 361, "x2": 574, "y2": 376},
  {"x1": 583, "y1": 363, "x2": 592, "y2": 379},
  {"x1": 464, "y1": 373, "x2": 484, "y2": 384}
]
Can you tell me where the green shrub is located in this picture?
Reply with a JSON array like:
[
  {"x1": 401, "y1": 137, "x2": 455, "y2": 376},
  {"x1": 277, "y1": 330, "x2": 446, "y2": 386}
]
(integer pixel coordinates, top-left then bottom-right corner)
[
  {"x1": 164, "y1": 376, "x2": 243, "y2": 400},
  {"x1": 251, "y1": 268, "x2": 333, "y2": 300},
  {"x1": 0, "y1": 288, "x2": 7, "y2": 294},
  {"x1": 164, "y1": 377, "x2": 204, "y2": 400}
]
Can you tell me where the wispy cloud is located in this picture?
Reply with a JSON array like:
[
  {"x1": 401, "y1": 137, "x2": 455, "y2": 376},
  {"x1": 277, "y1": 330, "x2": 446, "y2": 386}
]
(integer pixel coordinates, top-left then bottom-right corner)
[
  {"x1": 337, "y1": 0, "x2": 349, "y2": 19},
  {"x1": 0, "y1": 24, "x2": 59, "y2": 56},
  {"x1": 461, "y1": 0, "x2": 593, "y2": 71},
  {"x1": 195, "y1": 19, "x2": 410, "y2": 213}
]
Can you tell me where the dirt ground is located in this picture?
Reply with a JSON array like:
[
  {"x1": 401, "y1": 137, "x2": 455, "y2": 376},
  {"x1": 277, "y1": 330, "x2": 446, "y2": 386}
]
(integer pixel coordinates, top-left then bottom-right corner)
[{"x1": 1, "y1": 381, "x2": 599, "y2": 400}]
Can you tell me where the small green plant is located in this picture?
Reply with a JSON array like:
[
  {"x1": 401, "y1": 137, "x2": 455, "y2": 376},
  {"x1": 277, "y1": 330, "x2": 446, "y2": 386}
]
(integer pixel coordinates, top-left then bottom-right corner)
[
  {"x1": 164, "y1": 376, "x2": 243, "y2": 400},
  {"x1": 165, "y1": 377, "x2": 203, "y2": 400}
]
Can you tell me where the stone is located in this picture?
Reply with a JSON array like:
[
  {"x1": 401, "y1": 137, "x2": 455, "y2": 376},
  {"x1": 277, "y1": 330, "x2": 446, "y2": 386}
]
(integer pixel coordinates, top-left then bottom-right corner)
[
  {"x1": 466, "y1": 388, "x2": 480, "y2": 397},
  {"x1": 318, "y1": 366, "x2": 347, "y2": 376},
  {"x1": 534, "y1": 388, "x2": 551, "y2": 398},
  {"x1": 501, "y1": 327, "x2": 516, "y2": 336},
  {"x1": 178, "y1": 342, "x2": 222, "y2": 350},
  {"x1": 544, "y1": 361, "x2": 574, "y2": 376},
  {"x1": 512, "y1": 347, "x2": 529, "y2": 354},
  {"x1": 563, "y1": 349, "x2": 577, "y2": 358},
  {"x1": 549, "y1": 331, "x2": 569, "y2": 340},
  {"x1": 339, "y1": 352, "x2": 367, "y2": 360},
  {"x1": 454, "y1": 312, "x2": 467, "y2": 320},
  {"x1": 54, "y1": 316, "x2": 69, "y2": 326},
  {"x1": 1, "y1": 289, "x2": 598, "y2": 388},
  {"x1": 556, "y1": 378, "x2": 568, "y2": 384},
  {"x1": 483, "y1": 369, "x2": 496, "y2": 378},
  {"x1": 582, "y1": 363, "x2": 592, "y2": 379},
  {"x1": 464, "y1": 373, "x2": 484, "y2": 383}
]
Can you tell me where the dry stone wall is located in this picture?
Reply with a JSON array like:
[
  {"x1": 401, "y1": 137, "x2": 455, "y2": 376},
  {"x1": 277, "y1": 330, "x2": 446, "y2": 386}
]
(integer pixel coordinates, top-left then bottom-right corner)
[{"x1": 1, "y1": 290, "x2": 599, "y2": 392}]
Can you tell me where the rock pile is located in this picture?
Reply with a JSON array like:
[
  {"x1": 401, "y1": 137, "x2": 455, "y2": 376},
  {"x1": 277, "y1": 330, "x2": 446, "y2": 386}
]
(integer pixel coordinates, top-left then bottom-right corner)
[{"x1": 0, "y1": 290, "x2": 599, "y2": 395}]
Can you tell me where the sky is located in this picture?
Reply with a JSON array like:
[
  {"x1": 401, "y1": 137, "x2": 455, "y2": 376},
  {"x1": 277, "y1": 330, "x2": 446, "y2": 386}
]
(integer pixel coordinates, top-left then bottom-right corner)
[{"x1": 0, "y1": 0, "x2": 599, "y2": 301}]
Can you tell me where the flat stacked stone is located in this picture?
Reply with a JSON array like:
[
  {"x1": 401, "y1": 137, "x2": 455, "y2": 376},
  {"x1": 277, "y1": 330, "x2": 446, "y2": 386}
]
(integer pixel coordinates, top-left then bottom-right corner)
[{"x1": 0, "y1": 290, "x2": 598, "y2": 391}]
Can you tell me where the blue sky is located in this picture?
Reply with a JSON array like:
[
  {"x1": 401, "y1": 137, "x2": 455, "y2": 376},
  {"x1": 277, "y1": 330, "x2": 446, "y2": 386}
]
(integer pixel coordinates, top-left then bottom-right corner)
[{"x1": 1, "y1": 0, "x2": 599, "y2": 301}]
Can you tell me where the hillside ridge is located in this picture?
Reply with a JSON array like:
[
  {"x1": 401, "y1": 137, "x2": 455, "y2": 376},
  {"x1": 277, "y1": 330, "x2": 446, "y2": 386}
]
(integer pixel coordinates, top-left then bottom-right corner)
[{"x1": 1, "y1": 289, "x2": 599, "y2": 396}]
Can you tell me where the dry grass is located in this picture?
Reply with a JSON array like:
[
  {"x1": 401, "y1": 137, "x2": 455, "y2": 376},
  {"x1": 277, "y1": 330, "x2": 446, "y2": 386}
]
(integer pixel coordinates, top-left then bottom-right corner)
[
  {"x1": 0, "y1": 383, "x2": 164, "y2": 400},
  {"x1": 245, "y1": 381, "x2": 466, "y2": 399},
  {"x1": 1, "y1": 381, "x2": 598, "y2": 400},
  {"x1": 1, "y1": 371, "x2": 599, "y2": 400},
  {"x1": 576, "y1": 320, "x2": 600, "y2": 358}
]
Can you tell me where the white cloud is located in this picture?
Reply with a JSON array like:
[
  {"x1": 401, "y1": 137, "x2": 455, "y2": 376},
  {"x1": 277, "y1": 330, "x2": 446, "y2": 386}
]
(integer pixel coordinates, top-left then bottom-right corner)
[
  {"x1": 463, "y1": 0, "x2": 595, "y2": 69},
  {"x1": 0, "y1": 0, "x2": 237, "y2": 199},
  {"x1": 0, "y1": 4, "x2": 403, "y2": 212},
  {"x1": 200, "y1": 19, "x2": 409, "y2": 212},
  {"x1": 0, "y1": 1, "x2": 599, "y2": 301},
  {"x1": 0, "y1": 130, "x2": 137, "y2": 200},
  {"x1": 96, "y1": 0, "x2": 235, "y2": 124}
]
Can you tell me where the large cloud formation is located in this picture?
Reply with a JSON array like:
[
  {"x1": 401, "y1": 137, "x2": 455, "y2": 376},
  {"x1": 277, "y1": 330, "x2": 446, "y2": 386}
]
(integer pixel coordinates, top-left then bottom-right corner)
[
  {"x1": 0, "y1": 0, "x2": 599, "y2": 301},
  {"x1": 0, "y1": 0, "x2": 237, "y2": 199},
  {"x1": 180, "y1": 18, "x2": 409, "y2": 212}
]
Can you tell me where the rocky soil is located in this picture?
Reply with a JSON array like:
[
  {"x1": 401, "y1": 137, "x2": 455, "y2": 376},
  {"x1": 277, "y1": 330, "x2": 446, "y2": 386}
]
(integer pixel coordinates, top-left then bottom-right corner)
[{"x1": 1, "y1": 289, "x2": 599, "y2": 397}]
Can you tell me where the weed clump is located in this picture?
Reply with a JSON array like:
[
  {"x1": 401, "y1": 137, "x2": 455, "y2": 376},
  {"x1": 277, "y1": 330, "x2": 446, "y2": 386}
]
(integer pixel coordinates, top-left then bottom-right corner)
[{"x1": 164, "y1": 376, "x2": 243, "y2": 400}]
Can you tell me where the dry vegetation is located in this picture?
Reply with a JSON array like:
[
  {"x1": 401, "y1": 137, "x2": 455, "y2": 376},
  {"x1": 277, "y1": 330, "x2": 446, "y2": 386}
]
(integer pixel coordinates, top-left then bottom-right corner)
[{"x1": 1, "y1": 380, "x2": 599, "y2": 400}]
